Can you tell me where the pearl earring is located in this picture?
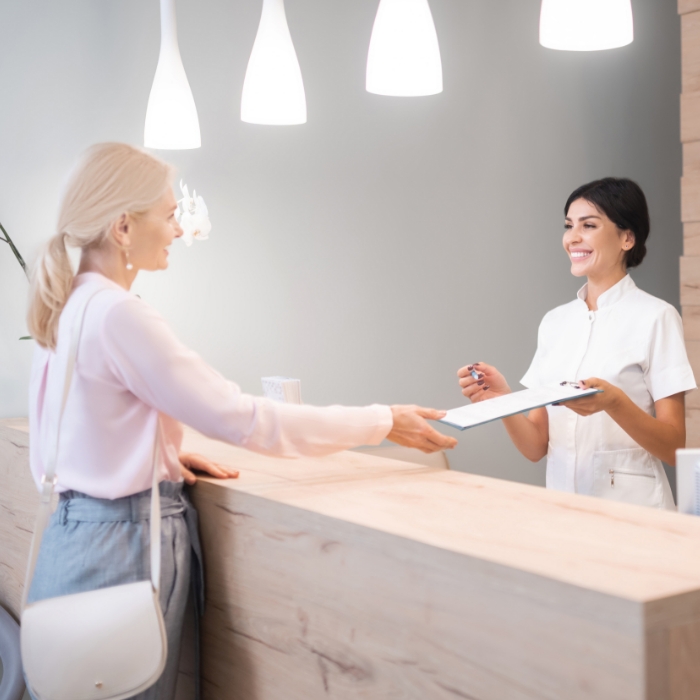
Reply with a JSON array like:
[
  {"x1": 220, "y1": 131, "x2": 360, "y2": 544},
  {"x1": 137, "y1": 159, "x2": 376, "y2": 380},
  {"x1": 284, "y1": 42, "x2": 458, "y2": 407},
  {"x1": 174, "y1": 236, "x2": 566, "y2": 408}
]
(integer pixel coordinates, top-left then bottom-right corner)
[{"x1": 125, "y1": 251, "x2": 133, "y2": 271}]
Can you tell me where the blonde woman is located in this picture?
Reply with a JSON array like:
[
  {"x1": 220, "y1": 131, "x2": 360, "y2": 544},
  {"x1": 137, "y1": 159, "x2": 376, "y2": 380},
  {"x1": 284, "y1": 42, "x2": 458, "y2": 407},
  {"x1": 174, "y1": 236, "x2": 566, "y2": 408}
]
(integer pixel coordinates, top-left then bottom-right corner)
[{"x1": 26, "y1": 143, "x2": 457, "y2": 699}]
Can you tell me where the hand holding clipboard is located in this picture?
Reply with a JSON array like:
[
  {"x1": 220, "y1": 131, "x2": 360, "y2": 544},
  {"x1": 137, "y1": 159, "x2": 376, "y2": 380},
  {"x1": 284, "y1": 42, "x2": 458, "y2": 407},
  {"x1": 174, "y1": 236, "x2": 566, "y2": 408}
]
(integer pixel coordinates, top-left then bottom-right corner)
[{"x1": 439, "y1": 383, "x2": 602, "y2": 431}]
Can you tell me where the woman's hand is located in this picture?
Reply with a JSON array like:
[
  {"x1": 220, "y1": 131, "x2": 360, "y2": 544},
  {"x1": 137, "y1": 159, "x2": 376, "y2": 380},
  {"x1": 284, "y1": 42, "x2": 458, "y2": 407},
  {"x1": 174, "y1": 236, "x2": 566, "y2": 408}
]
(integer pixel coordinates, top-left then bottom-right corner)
[
  {"x1": 387, "y1": 405, "x2": 458, "y2": 453},
  {"x1": 558, "y1": 378, "x2": 622, "y2": 416},
  {"x1": 560, "y1": 381, "x2": 686, "y2": 466},
  {"x1": 457, "y1": 362, "x2": 511, "y2": 403},
  {"x1": 179, "y1": 451, "x2": 240, "y2": 485},
  {"x1": 458, "y1": 362, "x2": 548, "y2": 462}
]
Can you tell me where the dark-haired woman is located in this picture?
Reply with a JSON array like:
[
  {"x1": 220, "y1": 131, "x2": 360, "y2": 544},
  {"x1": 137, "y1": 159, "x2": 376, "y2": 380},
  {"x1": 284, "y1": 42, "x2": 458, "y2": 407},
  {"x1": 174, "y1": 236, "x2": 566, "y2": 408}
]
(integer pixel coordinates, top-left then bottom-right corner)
[{"x1": 458, "y1": 178, "x2": 696, "y2": 508}]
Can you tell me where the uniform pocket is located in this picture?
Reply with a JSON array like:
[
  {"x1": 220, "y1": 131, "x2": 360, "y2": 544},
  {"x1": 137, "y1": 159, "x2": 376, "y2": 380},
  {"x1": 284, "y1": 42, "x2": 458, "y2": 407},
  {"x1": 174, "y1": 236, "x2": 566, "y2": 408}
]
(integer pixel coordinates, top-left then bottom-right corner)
[{"x1": 592, "y1": 448, "x2": 663, "y2": 508}]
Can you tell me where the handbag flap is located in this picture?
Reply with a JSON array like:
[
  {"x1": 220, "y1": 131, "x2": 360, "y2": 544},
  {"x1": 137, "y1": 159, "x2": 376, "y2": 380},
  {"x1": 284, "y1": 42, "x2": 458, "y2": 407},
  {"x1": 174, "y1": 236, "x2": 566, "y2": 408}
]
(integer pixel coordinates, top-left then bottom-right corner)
[{"x1": 21, "y1": 581, "x2": 167, "y2": 700}]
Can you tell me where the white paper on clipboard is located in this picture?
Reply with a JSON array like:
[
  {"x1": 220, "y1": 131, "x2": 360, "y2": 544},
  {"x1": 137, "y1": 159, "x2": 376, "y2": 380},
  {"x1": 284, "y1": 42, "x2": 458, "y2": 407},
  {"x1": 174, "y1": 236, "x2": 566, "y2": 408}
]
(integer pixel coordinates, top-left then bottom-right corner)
[{"x1": 439, "y1": 384, "x2": 601, "y2": 431}]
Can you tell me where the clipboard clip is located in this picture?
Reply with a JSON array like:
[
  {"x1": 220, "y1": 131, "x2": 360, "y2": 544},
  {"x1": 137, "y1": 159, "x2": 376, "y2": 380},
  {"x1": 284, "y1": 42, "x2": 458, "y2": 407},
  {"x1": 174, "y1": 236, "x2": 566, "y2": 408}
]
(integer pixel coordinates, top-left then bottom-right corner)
[{"x1": 559, "y1": 381, "x2": 583, "y2": 389}]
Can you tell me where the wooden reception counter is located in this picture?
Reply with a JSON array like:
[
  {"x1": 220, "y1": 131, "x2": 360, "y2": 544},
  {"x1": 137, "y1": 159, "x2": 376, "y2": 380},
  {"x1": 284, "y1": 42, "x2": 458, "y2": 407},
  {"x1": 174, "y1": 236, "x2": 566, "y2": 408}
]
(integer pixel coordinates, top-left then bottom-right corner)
[{"x1": 2, "y1": 418, "x2": 700, "y2": 699}]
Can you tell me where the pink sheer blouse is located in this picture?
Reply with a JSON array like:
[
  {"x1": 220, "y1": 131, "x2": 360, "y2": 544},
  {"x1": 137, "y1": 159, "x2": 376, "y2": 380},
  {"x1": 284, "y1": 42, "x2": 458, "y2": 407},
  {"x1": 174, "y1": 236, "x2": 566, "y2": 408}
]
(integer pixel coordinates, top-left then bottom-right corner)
[{"x1": 29, "y1": 273, "x2": 393, "y2": 499}]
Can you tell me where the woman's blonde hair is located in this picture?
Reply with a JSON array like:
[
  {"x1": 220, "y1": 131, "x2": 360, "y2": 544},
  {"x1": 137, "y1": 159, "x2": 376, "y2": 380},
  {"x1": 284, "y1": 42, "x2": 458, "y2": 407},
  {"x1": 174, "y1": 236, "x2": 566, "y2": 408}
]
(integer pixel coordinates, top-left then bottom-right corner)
[{"x1": 28, "y1": 143, "x2": 174, "y2": 349}]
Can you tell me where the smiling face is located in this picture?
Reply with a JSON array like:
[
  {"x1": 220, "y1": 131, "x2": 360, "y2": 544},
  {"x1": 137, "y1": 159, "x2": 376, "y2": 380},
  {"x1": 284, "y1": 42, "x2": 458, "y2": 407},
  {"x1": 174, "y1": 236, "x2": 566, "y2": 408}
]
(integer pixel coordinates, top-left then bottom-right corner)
[
  {"x1": 563, "y1": 198, "x2": 635, "y2": 281},
  {"x1": 124, "y1": 188, "x2": 183, "y2": 271}
]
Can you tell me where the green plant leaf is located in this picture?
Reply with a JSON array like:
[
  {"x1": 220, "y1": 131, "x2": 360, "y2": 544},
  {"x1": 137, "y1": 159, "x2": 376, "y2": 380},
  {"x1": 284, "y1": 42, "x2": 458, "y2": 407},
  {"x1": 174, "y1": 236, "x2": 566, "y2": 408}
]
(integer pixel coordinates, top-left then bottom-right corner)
[{"x1": 0, "y1": 221, "x2": 29, "y2": 279}]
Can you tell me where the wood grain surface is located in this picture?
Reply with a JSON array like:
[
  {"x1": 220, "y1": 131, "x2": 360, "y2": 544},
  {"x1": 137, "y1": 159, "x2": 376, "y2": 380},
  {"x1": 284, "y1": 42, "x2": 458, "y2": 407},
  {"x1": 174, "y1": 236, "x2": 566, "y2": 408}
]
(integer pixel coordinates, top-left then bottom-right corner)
[
  {"x1": 680, "y1": 0, "x2": 700, "y2": 17},
  {"x1": 682, "y1": 1, "x2": 700, "y2": 452},
  {"x1": 682, "y1": 303, "x2": 700, "y2": 339},
  {"x1": 680, "y1": 250, "x2": 700, "y2": 434},
  {"x1": 680, "y1": 255, "x2": 700, "y2": 305},
  {"x1": 5, "y1": 421, "x2": 700, "y2": 699},
  {"x1": 682, "y1": 12, "x2": 700, "y2": 94},
  {"x1": 195, "y1": 482, "x2": 646, "y2": 700},
  {"x1": 681, "y1": 176, "x2": 700, "y2": 222},
  {"x1": 0, "y1": 422, "x2": 37, "y2": 618},
  {"x1": 181, "y1": 428, "x2": 700, "y2": 602},
  {"x1": 683, "y1": 222, "x2": 700, "y2": 256},
  {"x1": 683, "y1": 142, "x2": 700, "y2": 177},
  {"x1": 682, "y1": 92, "x2": 700, "y2": 143}
]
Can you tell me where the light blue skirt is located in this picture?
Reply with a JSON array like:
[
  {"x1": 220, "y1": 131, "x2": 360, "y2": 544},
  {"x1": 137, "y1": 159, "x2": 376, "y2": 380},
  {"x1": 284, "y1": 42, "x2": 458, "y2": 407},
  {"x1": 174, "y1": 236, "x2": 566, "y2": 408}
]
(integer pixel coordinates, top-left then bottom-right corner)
[{"x1": 26, "y1": 481, "x2": 204, "y2": 700}]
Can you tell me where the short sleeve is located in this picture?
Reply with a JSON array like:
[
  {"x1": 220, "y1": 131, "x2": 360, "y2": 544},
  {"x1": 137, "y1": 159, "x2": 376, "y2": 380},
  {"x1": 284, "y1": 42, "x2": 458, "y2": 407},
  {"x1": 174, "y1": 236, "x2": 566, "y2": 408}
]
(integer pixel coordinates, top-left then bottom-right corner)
[{"x1": 645, "y1": 306, "x2": 697, "y2": 401}]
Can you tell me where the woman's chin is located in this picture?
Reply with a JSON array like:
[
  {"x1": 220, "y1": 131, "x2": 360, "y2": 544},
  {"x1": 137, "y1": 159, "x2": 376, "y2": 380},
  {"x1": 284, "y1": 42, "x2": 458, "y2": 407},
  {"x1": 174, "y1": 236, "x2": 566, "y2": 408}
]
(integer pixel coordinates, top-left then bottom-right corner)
[{"x1": 570, "y1": 263, "x2": 588, "y2": 278}]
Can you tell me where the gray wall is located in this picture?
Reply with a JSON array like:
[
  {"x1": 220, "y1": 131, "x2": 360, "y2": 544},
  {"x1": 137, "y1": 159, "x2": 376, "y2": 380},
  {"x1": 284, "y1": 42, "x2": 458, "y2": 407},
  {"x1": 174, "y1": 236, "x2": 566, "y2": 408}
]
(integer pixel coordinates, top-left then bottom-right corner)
[{"x1": 0, "y1": 0, "x2": 682, "y2": 486}]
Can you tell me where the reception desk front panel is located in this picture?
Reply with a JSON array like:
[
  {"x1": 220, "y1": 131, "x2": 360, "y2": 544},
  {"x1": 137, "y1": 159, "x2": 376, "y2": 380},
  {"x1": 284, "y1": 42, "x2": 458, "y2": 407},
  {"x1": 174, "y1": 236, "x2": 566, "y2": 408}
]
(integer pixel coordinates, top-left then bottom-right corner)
[{"x1": 2, "y1": 419, "x2": 700, "y2": 699}]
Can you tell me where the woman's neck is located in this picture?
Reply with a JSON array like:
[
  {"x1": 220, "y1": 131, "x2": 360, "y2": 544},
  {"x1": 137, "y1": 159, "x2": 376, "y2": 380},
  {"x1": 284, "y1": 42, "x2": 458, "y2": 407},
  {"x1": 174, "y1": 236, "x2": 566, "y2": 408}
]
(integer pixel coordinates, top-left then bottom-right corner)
[
  {"x1": 585, "y1": 267, "x2": 627, "y2": 311},
  {"x1": 78, "y1": 248, "x2": 137, "y2": 290}
]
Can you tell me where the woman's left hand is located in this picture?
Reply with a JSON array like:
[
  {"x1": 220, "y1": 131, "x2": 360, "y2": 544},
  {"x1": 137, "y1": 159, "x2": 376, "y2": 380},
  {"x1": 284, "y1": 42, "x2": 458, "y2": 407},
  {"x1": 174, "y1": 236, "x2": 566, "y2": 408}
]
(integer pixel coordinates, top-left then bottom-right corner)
[
  {"x1": 179, "y1": 451, "x2": 240, "y2": 485},
  {"x1": 558, "y1": 378, "x2": 621, "y2": 416}
]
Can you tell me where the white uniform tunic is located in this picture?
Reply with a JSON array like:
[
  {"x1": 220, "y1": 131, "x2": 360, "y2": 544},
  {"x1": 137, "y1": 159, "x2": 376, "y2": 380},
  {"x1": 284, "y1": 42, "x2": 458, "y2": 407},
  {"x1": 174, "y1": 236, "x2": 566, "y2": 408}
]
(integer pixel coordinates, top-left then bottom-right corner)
[{"x1": 521, "y1": 275, "x2": 696, "y2": 509}]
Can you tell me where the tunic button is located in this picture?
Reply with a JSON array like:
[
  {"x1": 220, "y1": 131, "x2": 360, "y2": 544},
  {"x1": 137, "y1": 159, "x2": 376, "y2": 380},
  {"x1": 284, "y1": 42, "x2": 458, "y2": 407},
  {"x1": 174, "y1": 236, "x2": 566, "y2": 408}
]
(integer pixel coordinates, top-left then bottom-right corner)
[{"x1": 588, "y1": 313, "x2": 594, "y2": 321}]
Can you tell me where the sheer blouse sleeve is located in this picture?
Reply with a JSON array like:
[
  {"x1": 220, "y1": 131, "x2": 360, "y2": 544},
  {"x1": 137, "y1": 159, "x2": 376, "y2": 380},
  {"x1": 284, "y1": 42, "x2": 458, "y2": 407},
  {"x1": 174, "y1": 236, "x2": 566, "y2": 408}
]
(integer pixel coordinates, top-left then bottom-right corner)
[{"x1": 100, "y1": 296, "x2": 393, "y2": 458}]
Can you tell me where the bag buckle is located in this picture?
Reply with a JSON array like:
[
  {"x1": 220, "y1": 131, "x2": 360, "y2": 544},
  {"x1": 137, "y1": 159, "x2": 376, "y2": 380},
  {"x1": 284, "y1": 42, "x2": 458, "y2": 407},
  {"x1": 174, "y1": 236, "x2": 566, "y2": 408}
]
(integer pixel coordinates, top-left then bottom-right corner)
[{"x1": 40, "y1": 474, "x2": 58, "y2": 501}]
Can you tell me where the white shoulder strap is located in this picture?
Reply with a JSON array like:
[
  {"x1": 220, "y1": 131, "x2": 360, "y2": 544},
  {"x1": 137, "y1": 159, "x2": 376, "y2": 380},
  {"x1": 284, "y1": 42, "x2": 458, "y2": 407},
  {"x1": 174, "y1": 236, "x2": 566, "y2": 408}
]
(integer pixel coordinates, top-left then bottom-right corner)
[{"x1": 22, "y1": 288, "x2": 162, "y2": 610}]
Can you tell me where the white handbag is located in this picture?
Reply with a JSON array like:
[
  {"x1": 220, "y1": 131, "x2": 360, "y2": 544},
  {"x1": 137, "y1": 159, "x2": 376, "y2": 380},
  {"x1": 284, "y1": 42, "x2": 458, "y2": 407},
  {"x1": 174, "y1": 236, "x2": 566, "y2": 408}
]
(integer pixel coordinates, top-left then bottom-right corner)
[{"x1": 21, "y1": 289, "x2": 168, "y2": 700}]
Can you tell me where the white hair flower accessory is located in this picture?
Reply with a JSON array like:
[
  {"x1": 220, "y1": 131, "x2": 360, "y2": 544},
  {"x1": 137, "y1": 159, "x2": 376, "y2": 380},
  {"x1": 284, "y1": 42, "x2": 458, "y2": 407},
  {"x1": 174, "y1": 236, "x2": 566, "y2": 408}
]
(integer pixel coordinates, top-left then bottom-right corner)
[{"x1": 177, "y1": 180, "x2": 211, "y2": 247}]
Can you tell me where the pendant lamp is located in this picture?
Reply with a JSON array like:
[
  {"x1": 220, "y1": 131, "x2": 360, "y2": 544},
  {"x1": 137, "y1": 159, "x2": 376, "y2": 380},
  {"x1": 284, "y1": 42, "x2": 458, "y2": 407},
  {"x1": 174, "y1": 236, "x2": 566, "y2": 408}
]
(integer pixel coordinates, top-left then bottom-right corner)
[
  {"x1": 241, "y1": 0, "x2": 306, "y2": 125},
  {"x1": 144, "y1": 0, "x2": 201, "y2": 149},
  {"x1": 366, "y1": 0, "x2": 442, "y2": 97},
  {"x1": 539, "y1": 0, "x2": 633, "y2": 51}
]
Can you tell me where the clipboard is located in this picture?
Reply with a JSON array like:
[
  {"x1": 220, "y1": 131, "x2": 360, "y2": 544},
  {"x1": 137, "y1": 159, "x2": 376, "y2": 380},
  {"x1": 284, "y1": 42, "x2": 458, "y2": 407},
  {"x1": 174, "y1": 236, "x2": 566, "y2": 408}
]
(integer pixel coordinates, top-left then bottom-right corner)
[{"x1": 439, "y1": 384, "x2": 602, "y2": 431}]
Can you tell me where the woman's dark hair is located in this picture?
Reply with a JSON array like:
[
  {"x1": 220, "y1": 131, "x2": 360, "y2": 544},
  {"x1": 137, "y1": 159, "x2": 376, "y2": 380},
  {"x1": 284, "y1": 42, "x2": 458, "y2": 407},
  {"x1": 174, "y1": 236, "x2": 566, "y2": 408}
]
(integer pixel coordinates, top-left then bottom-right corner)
[{"x1": 564, "y1": 177, "x2": 649, "y2": 268}]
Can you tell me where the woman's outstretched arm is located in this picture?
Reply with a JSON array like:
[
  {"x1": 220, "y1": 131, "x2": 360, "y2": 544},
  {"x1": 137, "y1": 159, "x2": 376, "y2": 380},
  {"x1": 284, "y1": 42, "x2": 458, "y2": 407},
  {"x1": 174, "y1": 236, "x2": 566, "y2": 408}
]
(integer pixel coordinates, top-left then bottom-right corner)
[{"x1": 102, "y1": 295, "x2": 456, "y2": 458}]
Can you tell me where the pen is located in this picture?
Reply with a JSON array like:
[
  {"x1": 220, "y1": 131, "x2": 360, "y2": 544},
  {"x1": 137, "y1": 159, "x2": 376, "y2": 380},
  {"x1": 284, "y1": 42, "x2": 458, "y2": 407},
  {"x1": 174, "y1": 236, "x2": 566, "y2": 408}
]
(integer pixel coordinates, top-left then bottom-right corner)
[{"x1": 471, "y1": 369, "x2": 480, "y2": 380}]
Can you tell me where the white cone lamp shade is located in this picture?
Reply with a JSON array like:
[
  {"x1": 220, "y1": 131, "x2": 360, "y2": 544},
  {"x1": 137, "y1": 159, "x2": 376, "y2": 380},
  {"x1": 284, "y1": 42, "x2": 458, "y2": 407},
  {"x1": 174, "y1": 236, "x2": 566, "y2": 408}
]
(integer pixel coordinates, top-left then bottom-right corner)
[
  {"x1": 366, "y1": 0, "x2": 442, "y2": 97},
  {"x1": 241, "y1": 0, "x2": 306, "y2": 125},
  {"x1": 144, "y1": 0, "x2": 201, "y2": 149},
  {"x1": 539, "y1": 0, "x2": 633, "y2": 51}
]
